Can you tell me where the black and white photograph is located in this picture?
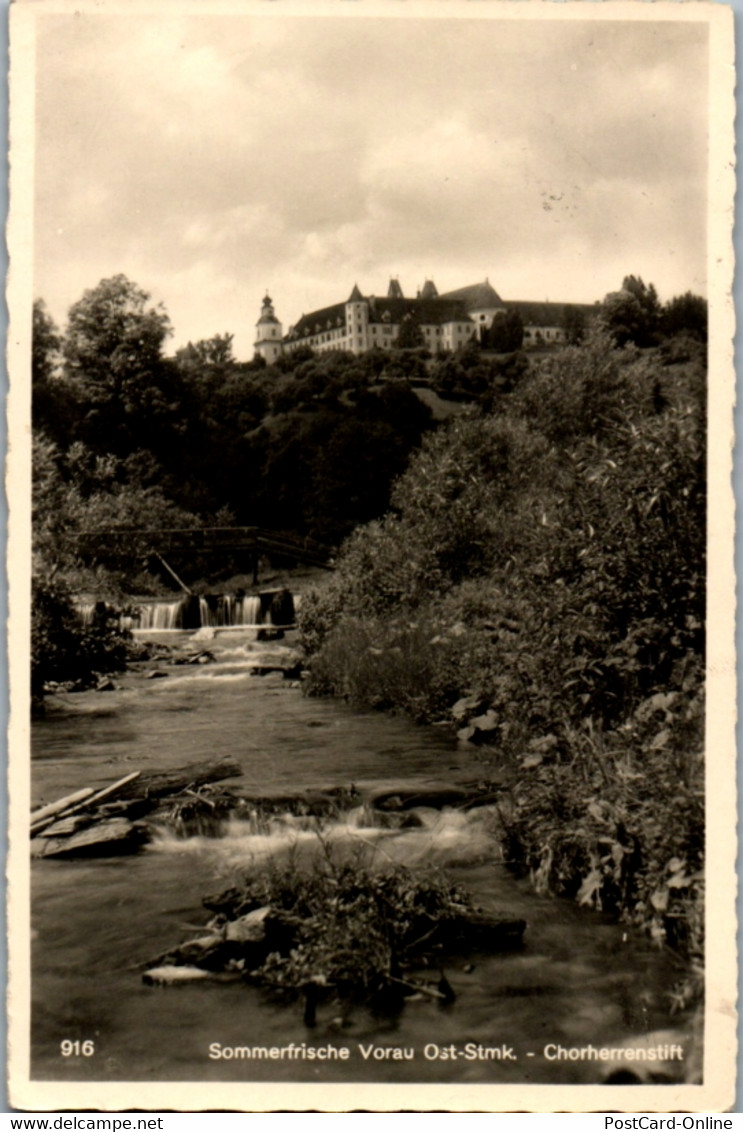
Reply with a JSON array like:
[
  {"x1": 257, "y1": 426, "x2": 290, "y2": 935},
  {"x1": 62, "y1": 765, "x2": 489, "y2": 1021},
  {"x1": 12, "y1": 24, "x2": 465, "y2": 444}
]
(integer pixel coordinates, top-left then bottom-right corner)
[{"x1": 7, "y1": 0, "x2": 737, "y2": 1112}]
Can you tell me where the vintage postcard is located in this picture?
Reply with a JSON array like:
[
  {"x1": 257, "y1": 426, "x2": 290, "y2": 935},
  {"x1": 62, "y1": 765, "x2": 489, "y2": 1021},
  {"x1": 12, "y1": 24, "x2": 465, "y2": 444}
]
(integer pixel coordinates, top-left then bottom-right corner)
[{"x1": 6, "y1": 0, "x2": 737, "y2": 1113}]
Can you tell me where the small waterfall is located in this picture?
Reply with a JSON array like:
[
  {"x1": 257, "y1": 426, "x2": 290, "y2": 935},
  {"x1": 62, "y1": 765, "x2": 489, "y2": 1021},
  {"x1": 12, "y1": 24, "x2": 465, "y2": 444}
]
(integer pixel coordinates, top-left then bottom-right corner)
[
  {"x1": 75, "y1": 602, "x2": 97, "y2": 627},
  {"x1": 75, "y1": 590, "x2": 295, "y2": 632},
  {"x1": 198, "y1": 596, "x2": 214, "y2": 627},
  {"x1": 126, "y1": 589, "x2": 294, "y2": 631},
  {"x1": 138, "y1": 599, "x2": 187, "y2": 630},
  {"x1": 148, "y1": 800, "x2": 504, "y2": 872},
  {"x1": 238, "y1": 595, "x2": 261, "y2": 625}
]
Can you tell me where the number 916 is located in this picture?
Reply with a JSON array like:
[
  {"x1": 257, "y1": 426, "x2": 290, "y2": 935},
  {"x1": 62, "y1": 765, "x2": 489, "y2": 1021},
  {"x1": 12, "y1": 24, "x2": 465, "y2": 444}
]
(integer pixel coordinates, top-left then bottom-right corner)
[{"x1": 60, "y1": 1040, "x2": 95, "y2": 1057}]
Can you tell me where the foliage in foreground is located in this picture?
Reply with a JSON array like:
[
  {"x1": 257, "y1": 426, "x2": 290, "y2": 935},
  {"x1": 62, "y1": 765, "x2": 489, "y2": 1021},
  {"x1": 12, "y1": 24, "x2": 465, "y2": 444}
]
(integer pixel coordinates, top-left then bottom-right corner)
[
  {"x1": 203, "y1": 854, "x2": 477, "y2": 1011},
  {"x1": 499, "y1": 670, "x2": 704, "y2": 1009},
  {"x1": 31, "y1": 577, "x2": 132, "y2": 701},
  {"x1": 299, "y1": 330, "x2": 706, "y2": 989}
]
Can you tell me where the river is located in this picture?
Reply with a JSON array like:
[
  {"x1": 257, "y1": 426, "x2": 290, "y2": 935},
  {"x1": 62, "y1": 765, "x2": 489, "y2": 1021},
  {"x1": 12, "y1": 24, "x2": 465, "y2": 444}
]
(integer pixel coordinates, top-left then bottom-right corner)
[{"x1": 31, "y1": 629, "x2": 691, "y2": 1086}]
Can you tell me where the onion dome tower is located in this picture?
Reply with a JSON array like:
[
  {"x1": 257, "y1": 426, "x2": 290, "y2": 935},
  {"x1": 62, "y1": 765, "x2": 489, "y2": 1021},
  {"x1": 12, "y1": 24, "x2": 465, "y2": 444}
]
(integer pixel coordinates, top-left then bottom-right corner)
[{"x1": 254, "y1": 293, "x2": 283, "y2": 364}]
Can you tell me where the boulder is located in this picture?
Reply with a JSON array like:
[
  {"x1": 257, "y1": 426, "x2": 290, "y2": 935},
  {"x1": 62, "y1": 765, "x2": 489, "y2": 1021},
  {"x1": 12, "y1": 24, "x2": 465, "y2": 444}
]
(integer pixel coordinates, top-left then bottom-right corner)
[
  {"x1": 365, "y1": 782, "x2": 470, "y2": 812},
  {"x1": 457, "y1": 710, "x2": 498, "y2": 745},
  {"x1": 224, "y1": 906, "x2": 271, "y2": 943}
]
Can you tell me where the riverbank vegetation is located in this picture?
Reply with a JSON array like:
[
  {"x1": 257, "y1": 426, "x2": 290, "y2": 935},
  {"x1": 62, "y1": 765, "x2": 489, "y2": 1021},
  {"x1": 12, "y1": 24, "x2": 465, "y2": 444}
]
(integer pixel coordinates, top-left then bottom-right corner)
[
  {"x1": 32, "y1": 273, "x2": 707, "y2": 1004},
  {"x1": 146, "y1": 849, "x2": 524, "y2": 1019},
  {"x1": 299, "y1": 327, "x2": 706, "y2": 1004},
  {"x1": 31, "y1": 577, "x2": 133, "y2": 708}
]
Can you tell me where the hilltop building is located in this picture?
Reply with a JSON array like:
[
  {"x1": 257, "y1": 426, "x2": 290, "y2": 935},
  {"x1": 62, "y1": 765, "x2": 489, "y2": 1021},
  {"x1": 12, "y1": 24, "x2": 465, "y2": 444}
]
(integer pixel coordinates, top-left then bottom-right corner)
[
  {"x1": 254, "y1": 293, "x2": 283, "y2": 364},
  {"x1": 254, "y1": 278, "x2": 594, "y2": 361}
]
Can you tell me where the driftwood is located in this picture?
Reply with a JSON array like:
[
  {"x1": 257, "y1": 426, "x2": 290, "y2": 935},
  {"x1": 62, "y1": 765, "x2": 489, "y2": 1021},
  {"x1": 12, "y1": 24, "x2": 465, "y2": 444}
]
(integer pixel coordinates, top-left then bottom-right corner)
[
  {"x1": 113, "y1": 758, "x2": 243, "y2": 801},
  {"x1": 31, "y1": 760, "x2": 244, "y2": 858},
  {"x1": 37, "y1": 815, "x2": 90, "y2": 838},
  {"x1": 31, "y1": 773, "x2": 142, "y2": 836},
  {"x1": 143, "y1": 966, "x2": 212, "y2": 985},
  {"x1": 33, "y1": 818, "x2": 149, "y2": 859},
  {"x1": 30, "y1": 788, "x2": 95, "y2": 827}
]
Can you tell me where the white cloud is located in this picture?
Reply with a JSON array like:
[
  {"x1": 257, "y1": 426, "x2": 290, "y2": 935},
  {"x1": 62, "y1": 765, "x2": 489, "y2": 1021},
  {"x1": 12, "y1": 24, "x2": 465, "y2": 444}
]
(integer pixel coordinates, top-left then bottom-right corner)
[{"x1": 33, "y1": 11, "x2": 709, "y2": 359}]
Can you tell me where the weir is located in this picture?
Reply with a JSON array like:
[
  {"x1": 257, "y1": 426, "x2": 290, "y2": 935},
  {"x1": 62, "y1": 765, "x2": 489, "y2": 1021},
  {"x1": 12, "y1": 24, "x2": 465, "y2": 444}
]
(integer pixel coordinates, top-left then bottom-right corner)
[{"x1": 77, "y1": 589, "x2": 297, "y2": 632}]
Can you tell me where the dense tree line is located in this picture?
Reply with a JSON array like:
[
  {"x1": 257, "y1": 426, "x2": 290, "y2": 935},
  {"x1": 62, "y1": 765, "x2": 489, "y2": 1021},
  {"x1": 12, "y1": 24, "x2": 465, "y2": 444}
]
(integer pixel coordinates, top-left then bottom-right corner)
[
  {"x1": 32, "y1": 276, "x2": 439, "y2": 572},
  {"x1": 32, "y1": 271, "x2": 707, "y2": 582},
  {"x1": 600, "y1": 275, "x2": 707, "y2": 348}
]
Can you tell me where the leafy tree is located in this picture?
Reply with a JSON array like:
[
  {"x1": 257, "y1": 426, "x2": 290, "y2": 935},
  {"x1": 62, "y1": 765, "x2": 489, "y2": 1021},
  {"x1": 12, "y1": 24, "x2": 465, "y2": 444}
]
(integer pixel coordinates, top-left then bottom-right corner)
[
  {"x1": 623, "y1": 274, "x2": 661, "y2": 322},
  {"x1": 662, "y1": 292, "x2": 708, "y2": 343},
  {"x1": 600, "y1": 276, "x2": 661, "y2": 347},
  {"x1": 32, "y1": 300, "x2": 76, "y2": 444},
  {"x1": 32, "y1": 299, "x2": 61, "y2": 385},
  {"x1": 430, "y1": 353, "x2": 467, "y2": 398},
  {"x1": 174, "y1": 334, "x2": 236, "y2": 394},
  {"x1": 63, "y1": 275, "x2": 176, "y2": 455},
  {"x1": 32, "y1": 576, "x2": 130, "y2": 703},
  {"x1": 64, "y1": 274, "x2": 171, "y2": 392},
  {"x1": 396, "y1": 311, "x2": 425, "y2": 350},
  {"x1": 486, "y1": 310, "x2": 524, "y2": 352},
  {"x1": 561, "y1": 304, "x2": 587, "y2": 345}
]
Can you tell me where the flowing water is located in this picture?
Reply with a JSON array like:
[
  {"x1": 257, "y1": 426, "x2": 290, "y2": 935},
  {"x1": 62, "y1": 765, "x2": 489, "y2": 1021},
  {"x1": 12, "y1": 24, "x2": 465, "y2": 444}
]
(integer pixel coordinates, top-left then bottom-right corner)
[{"x1": 31, "y1": 631, "x2": 691, "y2": 1085}]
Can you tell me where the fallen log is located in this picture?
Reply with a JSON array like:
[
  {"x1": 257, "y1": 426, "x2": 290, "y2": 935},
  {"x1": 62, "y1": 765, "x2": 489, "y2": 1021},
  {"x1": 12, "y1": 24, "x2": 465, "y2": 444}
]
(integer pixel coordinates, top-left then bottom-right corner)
[
  {"x1": 113, "y1": 758, "x2": 243, "y2": 801},
  {"x1": 387, "y1": 974, "x2": 448, "y2": 1002},
  {"x1": 143, "y1": 966, "x2": 212, "y2": 985},
  {"x1": 31, "y1": 772, "x2": 142, "y2": 836},
  {"x1": 37, "y1": 815, "x2": 91, "y2": 838},
  {"x1": 30, "y1": 788, "x2": 95, "y2": 826}
]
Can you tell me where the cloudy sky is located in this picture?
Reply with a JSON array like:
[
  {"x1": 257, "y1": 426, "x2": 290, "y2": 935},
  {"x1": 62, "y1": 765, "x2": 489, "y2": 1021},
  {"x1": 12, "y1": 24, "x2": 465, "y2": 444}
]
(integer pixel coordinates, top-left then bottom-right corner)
[{"x1": 33, "y1": 7, "x2": 709, "y2": 359}]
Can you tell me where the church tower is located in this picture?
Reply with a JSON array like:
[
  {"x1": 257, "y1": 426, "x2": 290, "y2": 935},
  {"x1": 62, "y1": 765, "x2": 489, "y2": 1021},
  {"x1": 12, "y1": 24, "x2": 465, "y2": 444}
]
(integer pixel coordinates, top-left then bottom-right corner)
[{"x1": 254, "y1": 293, "x2": 283, "y2": 364}]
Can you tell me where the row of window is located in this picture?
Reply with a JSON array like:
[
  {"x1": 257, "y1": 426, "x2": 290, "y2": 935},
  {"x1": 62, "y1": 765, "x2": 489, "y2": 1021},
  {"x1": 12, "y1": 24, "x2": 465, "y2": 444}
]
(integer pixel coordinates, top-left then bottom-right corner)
[
  {"x1": 522, "y1": 327, "x2": 565, "y2": 341},
  {"x1": 285, "y1": 320, "x2": 478, "y2": 353}
]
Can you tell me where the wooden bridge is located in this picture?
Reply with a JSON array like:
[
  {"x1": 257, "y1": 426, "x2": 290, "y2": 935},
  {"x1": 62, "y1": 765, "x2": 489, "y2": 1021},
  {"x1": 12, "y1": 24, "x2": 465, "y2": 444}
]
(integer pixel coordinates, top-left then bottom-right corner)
[{"x1": 77, "y1": 527, "x2": 334, "y2": 589}]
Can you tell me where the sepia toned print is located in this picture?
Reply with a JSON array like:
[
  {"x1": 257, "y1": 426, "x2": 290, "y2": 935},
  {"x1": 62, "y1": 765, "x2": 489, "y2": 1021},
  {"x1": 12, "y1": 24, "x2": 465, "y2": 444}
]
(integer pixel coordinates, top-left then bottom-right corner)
[{"x1": 7, "y1": 0, "x2": 736, "y2": 1112}]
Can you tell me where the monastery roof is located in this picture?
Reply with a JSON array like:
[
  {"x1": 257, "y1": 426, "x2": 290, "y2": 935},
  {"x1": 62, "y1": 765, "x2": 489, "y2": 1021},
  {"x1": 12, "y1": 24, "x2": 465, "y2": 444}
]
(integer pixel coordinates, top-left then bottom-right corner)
[
  {"x1": 283, "y1": 283, "x2": 599, "y2": 342},
  {"x1": 290, "y1": 294, "x2": 475, "y2": 337},
  {"x1": 290, "y1": 302, "x2": 348, "y2": 338},
  {"x1": 367, "y1": 296, "x2": 473, "y2": 326},
  {"x1": 506, "y1": 300, "x2": 597, "y2": 326},
  {"x1": 439, "y1": 280, "x2": 505, "y2": 310}
]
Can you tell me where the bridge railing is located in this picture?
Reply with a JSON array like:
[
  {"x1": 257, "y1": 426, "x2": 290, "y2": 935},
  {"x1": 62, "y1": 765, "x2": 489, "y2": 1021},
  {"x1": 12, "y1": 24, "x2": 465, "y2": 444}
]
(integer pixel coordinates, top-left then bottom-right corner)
[{"x1": 76, "y1": 527, "x2": 334, "y2": 569}]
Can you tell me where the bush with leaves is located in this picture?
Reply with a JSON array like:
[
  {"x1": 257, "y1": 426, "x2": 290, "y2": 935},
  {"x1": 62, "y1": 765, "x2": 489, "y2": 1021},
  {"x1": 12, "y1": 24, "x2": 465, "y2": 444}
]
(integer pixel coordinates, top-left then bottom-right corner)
[
  {"x1": 31, "y1": 577, "x2": 131, "y2": 701},
  {"x1": 204, "y1": 852, "x2": 476, "y2": 1010},
  {"x1": 300, "y1": 328, "x2": 706, "y2": 988}
]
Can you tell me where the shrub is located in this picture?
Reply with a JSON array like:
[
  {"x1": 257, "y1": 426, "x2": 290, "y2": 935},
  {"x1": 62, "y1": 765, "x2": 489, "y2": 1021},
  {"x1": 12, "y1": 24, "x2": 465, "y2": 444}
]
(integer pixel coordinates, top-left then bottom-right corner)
[
  {"x1": 209, "y1": 851, "x2": 476, "y2": 1009},
  {"x1": 300, "y1": 330, "x2": 706, "y2": 984},
  {"x1": 31, "y1": 577, "x2": 131, "y2": 700}
]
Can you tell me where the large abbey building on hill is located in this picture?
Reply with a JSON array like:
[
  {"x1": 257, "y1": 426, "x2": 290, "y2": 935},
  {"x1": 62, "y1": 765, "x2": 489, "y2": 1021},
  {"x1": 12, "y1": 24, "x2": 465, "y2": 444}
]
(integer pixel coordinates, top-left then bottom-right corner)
[{"x1": 254, "y1": 277, "x2": 595, "y2": 361}]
